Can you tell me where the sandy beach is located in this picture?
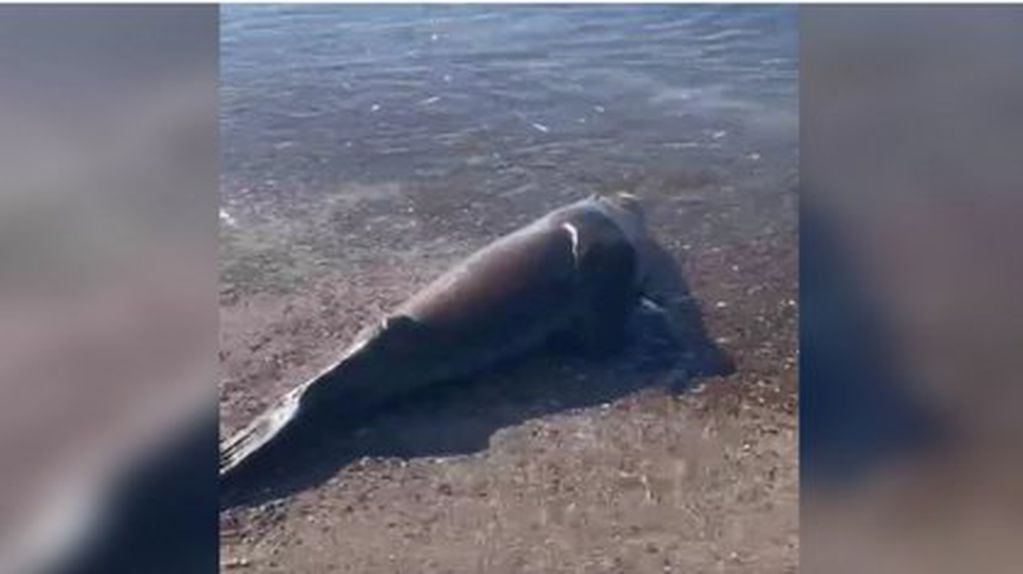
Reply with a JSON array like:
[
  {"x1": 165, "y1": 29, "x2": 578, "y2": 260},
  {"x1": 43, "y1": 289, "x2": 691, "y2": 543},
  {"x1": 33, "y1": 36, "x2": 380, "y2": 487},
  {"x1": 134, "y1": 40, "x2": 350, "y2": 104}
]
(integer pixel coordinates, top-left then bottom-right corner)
[{"x1": 219, "y1": 7, "x2": 797, "y2": 572}]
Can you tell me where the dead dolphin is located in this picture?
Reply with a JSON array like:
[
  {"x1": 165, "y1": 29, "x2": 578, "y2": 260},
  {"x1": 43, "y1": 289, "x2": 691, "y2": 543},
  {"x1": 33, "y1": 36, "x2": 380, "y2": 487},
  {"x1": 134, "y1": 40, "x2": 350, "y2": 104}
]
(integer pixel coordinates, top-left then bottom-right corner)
[{"x1": 220, "y1": 193, "x2": 659, "y2": 480}]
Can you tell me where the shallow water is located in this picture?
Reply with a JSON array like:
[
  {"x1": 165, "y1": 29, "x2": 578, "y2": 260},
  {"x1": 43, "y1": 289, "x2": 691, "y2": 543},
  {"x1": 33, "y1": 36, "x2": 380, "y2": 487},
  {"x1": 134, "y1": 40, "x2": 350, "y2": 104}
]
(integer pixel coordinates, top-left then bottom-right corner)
[
  {"x1": 220, "y1": 5, "x2": 797, "y2": 294},
  {"x1": 218, "y1": 12, "x2": 799, "y2": 568}
]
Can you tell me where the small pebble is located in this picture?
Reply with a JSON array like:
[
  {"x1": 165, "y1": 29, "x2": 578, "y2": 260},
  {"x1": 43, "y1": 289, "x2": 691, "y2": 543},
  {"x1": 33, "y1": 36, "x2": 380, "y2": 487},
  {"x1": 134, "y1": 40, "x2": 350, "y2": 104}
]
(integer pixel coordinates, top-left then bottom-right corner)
[{"x1": 223, "y1": 557, "x2": 250, "y2": 569}]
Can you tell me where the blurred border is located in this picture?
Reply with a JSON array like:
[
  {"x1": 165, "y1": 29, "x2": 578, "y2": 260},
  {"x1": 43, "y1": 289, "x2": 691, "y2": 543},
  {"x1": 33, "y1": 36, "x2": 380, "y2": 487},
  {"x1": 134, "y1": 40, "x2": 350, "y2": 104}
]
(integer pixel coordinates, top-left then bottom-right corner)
[
  {"x1": 802, "y1": 6, "x2": 1023, "y2": 573},
  {"x1": 0, "y1": 6, "x2": 218, "y2": 573}
]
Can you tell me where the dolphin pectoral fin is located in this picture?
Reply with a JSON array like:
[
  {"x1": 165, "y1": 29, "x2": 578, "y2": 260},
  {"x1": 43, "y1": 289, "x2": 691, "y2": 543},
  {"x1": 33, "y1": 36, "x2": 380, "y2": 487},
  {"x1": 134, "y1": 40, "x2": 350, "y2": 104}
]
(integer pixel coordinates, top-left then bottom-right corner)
[{"x1": 219, "y1": 389, "x2": 303, "y2": 478}]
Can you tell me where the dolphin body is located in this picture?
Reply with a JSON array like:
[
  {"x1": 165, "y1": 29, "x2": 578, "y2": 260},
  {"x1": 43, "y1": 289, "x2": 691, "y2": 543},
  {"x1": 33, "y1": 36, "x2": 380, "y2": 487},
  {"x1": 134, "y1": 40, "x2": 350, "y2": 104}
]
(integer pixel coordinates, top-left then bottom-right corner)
[{"x1": 220, "y1": 193, "x2": 659, "y2": 481}]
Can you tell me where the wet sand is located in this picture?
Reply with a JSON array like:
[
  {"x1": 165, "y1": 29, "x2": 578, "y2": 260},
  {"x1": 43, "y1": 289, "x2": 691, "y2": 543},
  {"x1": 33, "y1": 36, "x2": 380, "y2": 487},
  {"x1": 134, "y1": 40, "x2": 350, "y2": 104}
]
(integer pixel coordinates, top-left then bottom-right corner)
[
  {"x1": 219, "y1": 7, "x2": 797, "y2": 571},
  {"x1": 218, "y1": 175, "x2": 797, "y2": 572}
]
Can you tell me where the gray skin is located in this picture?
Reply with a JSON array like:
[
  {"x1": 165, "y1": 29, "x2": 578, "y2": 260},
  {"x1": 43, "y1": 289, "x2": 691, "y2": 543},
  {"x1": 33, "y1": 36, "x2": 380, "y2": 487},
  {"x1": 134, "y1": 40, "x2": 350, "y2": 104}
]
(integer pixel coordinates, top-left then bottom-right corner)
[{"x1": 220, "y1": 193, "x2": 658, "y2": 480}]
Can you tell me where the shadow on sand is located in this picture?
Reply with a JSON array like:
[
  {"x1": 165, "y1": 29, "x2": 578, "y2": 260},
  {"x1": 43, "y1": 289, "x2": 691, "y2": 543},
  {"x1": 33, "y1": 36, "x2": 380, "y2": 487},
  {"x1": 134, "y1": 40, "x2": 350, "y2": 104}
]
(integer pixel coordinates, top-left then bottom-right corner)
[{"x1": 222, "y1": 242, "x2": 733, "y2": 509}]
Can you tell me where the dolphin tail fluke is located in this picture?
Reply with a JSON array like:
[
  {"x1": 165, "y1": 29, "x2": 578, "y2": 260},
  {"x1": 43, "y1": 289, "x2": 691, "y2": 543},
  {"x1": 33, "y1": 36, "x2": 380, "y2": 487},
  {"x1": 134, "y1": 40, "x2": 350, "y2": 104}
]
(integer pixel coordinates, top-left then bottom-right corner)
[{"x1": 219, "y1": 389, "x2": 303, "y2": 478}]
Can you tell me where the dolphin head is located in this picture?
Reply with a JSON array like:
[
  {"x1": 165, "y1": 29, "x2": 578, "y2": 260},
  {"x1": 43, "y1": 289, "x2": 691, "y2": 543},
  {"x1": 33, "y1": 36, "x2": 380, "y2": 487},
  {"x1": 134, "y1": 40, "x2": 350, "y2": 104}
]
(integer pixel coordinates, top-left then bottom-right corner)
[
  {"x1": 590, "y1": 191, "x2": 649, "y2": 249},
  {"x1": 580, "y1": 192, "x2": 656, "y2": 290},
  {"x1": 589, "y1": 191, "x2": 646, "y2": 237}
]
